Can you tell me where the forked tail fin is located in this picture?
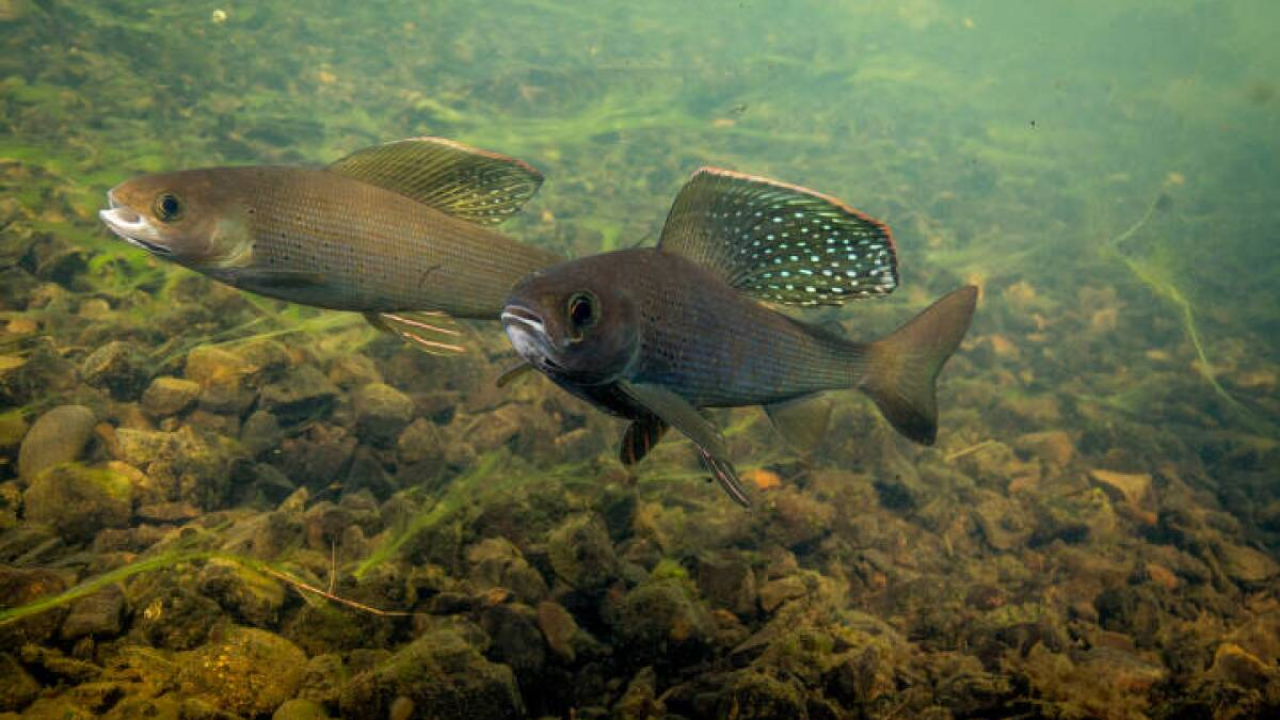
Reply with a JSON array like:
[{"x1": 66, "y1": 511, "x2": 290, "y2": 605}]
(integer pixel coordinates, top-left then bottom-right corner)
[{"x1": 859, "y1": 286, "x2": 978, "y2": 444}]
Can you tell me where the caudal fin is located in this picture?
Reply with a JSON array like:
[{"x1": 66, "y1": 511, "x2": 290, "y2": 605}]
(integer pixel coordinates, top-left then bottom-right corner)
[{"x1": 860, "y1": 286, "x2": 978, "y2": 445}]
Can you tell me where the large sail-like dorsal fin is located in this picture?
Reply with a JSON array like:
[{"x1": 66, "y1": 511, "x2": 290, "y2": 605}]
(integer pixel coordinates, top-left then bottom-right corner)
[
  {"x1": 657, "y1": 167, "x2": 898, "y2": 306},
  {"x1": 327, "y1": 137, "x2": 543, "y2": 226}
]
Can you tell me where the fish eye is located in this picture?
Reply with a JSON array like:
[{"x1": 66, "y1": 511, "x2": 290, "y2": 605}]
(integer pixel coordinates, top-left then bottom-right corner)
[
  {"x1": 154, "y1": 192, "x2": 183, "y2": 223},
  {"x1": 567, "y1": 291, "x2": 598, "y2": 331}
]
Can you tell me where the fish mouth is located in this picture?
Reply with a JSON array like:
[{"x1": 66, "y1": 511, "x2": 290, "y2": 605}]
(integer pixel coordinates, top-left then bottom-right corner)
[
  {"x1": 501, "y1": 304, "x2": 561, "y2": 371},
  {"x1": 99, "y1": 192, "x2": 173, "y2": 257}
]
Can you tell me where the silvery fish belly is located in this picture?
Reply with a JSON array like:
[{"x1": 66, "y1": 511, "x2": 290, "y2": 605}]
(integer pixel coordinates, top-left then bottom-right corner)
[
  {"x1": 502, "y1": 167, "x2": 977, "y2": 506},
  {"x1": 99, "y1": 137, "x2": 562, "y2": 352}
]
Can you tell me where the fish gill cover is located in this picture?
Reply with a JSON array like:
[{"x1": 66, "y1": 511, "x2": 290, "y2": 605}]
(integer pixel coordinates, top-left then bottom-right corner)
[{"x1": 0, "y1": 1, "x2": 1278, "y2": 718}]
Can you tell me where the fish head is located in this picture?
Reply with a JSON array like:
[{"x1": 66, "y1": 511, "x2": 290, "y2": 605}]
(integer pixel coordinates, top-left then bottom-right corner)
[
  {"x1": 99, "y1": 169, "x2": 252, "y2": 269},
  {"x1": 502, "y1": 259, "x2": 641, "y2": 386}
]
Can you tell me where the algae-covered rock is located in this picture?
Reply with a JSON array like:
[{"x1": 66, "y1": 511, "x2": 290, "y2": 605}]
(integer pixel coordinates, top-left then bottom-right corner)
[
  {"x1": 697, "y1": 551, "x2": 758, "y2": 617},
  {"x1": 127, "y1": 577, "x2": 223, "y2": 651},
  {"x1": 260, "y1": 364, "x2": 339, "y2": 425},
  {"x1": 337, "y1": 629, "x2": 524, "y2": 720},
  {"x1": 617, "y1": 577, "x2": 714, "y2": 666},
  {"x1": 109, "y1": 425, "x2": 240, "y2": 509},
  {"x1": 197, "y1": 558, "x2": 287, "y2": 627},
  {"x1": 548, "y1": 512, "x2": 618, "y2": 591},
  {"x1": 17, "y1": 404, "x2": 96, "y2": 482},
  {"x1": 353, "y1": 382, "x2": 415, "y2": 445},
  {"x1": 60, "y1": 584, "x2": 125, "y2": 640},
  {"x1": 1217, "y1": 542, "x2": 1279, "y2": 585},
  {"x1": 716, "y1": 670, "x2": 807, "y2": 720},
  {"x1": 273, "y1": 697, "x2": 332, "y2": 720},
  {"x1": 81, "y1": 340, "x2": 149, "y2": 400},
  {"x1": 0, "y1": 651, "x2": 39, "y2": 712},
  {"x1": 23, "y1": 462, "x2": 133, "y2": 542},
  {"x1": 141, "y1": 376, "x2": 200, "y2": 417},
  {"x1": 612, "y1": 666, "x2": 663, "y2": 720},
  {"x1": 178, "y1": 626, "x2": 307, "y2": 716},
  {"x1": 536, "y1": 600, "x2": 587, "y2": 664},
  {"x1": 467, "y1": 537, "x2": 549, "y2": 604},
  {"x1": 481, "y1": 601, "x2": 547, "y2": 676}
]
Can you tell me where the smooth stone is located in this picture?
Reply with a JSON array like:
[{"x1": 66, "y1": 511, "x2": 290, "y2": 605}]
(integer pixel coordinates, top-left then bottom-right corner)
[{"x1": 17, "y1": 404, "x2": 96, "y2": 482}]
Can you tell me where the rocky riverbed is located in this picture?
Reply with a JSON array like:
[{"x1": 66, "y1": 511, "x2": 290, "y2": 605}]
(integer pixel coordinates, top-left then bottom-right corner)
[{"x1": 2, "y1": 180, "x2": 1279, "y2": 718}]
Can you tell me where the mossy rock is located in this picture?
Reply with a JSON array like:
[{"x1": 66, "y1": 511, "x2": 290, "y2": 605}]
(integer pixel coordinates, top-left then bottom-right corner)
[
  {"x1": 716, "y1": 670, "x2": 807, "y2": 720},
  {"x1": 178, "y1": 625, "x2": 307, "y2": 717},
  {"x1": 23, "y1": 461, "x2": 133, "y2": 542},
  {"x1": 337, "y1": 629, "x2": 523, "y2": 720}
]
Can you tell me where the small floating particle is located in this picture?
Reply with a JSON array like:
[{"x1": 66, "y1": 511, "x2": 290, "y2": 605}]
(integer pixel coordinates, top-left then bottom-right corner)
[
  {"x1": 712, "y1": 118, "x2": 737, "y2": 129},
  {"x1": 317, "y1": 70, "x2": 337, "y2": 85},
  {"x1": 1165, "y1": 171, "x2": 1185, "y2": 186},
  {"x1": 211, "y1": 8, "x2": 228, "y2": 24}
]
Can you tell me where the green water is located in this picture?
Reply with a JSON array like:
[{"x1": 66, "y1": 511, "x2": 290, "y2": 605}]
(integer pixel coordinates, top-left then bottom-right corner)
[{"x1": 2, "y1": 1, "x2": 1278, "y2": 718}]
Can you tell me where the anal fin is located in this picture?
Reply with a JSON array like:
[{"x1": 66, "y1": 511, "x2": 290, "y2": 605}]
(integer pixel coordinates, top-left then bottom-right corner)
[
  {"x1": 763, "y1": 394, "x2": 833, "y2": 454},
  {"x1": 365, "y1": 310, "x2": 467, "y2": 356}
]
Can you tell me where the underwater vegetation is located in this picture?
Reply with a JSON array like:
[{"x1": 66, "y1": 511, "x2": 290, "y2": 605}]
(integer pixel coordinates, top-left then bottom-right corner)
[{"x1": 2, "y1": 0, "x2": 1279, "y2": 718}]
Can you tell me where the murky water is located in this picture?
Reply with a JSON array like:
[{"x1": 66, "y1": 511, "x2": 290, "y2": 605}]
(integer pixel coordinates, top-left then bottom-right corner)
[{"x1": 1, "y1": 2, "x2": 1278, "y2": 718}]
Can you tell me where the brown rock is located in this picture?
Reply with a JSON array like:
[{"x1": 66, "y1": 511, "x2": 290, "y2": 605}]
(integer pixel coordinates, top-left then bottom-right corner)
[
  {"x1": 1218, "y1": 543, "x2": 1279, "y2": 584},
  {"x1": 141, "y1": 376, "x2": 200, "y2": 416},
  {"x1": 1088, "y1": 469, "x2": 1152, "y2": 507},
  {"x1": 535, "y1": 601, "x2": 580, "y2": 663},
  {"x1": 1015, "y1": 430, "x2": 1076, "y2": 466},
  {"x1": 758, "y1": 576, "x2": 806, "y2": 613},
  {"x1": 1207, "y1": 642, "x2": 1276, "y2": 690}
]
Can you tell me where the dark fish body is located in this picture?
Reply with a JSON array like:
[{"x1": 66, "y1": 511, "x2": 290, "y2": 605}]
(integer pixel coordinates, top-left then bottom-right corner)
[
  {"x1": 100, "y1": 138, "x2": 562, "y2": 348},
  {"x1": 503, "y1": 167, "x2": 978, "y2": 505},
  {"x1": 537, "y1": 247, "x2": 867, "y2": 409}
]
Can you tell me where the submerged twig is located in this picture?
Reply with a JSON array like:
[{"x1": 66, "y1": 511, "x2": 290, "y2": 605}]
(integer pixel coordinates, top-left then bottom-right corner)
[
  {"x1": 945, "y1": 439, "x2": 998, "y2": 463},
  {"x1": 258, "y1": 565, "x2": 412, "y2": 618}
]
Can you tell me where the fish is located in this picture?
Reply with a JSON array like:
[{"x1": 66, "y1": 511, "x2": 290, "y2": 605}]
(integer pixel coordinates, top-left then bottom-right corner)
[
  {"x1": 501, "y1": 167, "x2": 978, "y2": 506},
  {"x1": 99, "y1": 137, "x2": 563, "y2": 353}
]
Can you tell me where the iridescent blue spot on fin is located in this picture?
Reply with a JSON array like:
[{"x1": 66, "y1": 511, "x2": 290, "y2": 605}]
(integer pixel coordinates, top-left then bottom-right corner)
[{"x1": 657, "y1": 167, "x2": 898, "y2": 306}]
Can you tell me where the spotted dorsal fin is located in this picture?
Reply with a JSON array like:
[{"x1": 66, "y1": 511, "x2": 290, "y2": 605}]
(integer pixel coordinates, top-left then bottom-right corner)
[
  {"x1": 327, "y1": 137, "x2": 543, "y2": 226},
  {"x1": 657, "y1": 167, "x2": 898, "y2": 306}
]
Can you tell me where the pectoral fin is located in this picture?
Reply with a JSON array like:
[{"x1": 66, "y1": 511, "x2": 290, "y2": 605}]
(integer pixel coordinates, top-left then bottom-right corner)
[
  {"x1": 365, "y1": 311, "x2": 467, "y2": 356},
  {"x1": 495, "y1": 363, "x2": 534, "y2": 388},
  {"x1": 618, "y1": 382, "x2": 749, "y2": 507},
  {"x1": 327, "y1": 137, "x2": 543, "y2": 226},
  {"x1": 763, "y1": 394, "x2": 833, "y2": 454},
  {"x1": 620, "y1": 414, "x2": 669, "y2": 466}
]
